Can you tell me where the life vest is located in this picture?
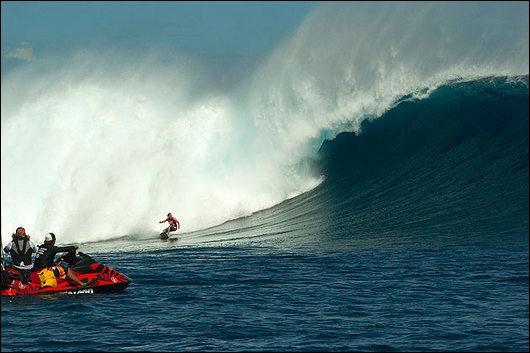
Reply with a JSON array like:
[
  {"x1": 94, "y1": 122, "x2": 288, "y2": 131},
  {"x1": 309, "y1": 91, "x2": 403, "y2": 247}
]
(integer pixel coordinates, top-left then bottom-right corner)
[
  {"x1": 9, "y1": 236, "x2": 33, "y2": 267},
  {"x1": 36, "y1": 268, "x2": 57, "y2": 288}
]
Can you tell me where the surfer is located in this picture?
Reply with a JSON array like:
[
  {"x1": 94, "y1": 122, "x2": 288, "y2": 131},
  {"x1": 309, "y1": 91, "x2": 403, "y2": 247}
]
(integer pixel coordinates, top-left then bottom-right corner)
[{"x1": 159, "y1": 213, "x2": 180, "y2": 238}]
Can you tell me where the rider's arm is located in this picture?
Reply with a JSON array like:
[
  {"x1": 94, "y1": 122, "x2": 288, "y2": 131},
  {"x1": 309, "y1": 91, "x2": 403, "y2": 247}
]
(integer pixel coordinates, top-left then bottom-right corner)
[
  {"x1": 159, "y1": 218, "x2": 169, "y2": 224},
  {"x1": 3, "y1": 241, "x2": 13, "y2": 253},
  {"x1": 52, "y1": 245, "x2": 77, "y2": 256}
]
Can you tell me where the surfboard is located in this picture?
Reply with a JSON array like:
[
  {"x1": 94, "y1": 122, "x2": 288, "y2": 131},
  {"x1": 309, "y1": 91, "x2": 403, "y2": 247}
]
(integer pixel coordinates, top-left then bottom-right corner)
[{"x1": 160, "y1": 232, "x2": 178, "y2": 241}]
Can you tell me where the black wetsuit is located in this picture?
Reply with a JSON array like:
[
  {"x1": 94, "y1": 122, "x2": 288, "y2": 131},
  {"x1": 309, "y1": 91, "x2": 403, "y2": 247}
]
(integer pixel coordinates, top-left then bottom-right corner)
[
  {"x1": 33, "y1": 243, "x2": 77, "y2": 270},
  {"x1": 4, "y1": 235, "x2": 37, "y2": 284}
]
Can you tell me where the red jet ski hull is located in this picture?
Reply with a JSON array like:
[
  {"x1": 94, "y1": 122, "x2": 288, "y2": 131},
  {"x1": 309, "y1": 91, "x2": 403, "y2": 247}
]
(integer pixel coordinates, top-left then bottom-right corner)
[{"x1": 1, "y1": 253, "x2": 131, "y2": 296}]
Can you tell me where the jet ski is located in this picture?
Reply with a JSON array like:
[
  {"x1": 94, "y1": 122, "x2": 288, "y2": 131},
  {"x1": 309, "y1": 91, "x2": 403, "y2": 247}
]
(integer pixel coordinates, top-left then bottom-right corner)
[{"x1": 1, "y1": 251, "x2": 131, "y2": 296}]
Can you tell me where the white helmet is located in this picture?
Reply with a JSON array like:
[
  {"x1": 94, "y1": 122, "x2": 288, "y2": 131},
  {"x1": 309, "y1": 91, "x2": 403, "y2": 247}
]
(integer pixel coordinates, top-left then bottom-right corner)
[{"x1": 44, "y1": 233, "x2": 56, "y2": 243}]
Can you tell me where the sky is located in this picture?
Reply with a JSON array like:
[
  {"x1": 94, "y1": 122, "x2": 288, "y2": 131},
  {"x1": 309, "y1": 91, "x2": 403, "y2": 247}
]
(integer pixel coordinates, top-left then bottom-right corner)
[{"x1": 1, "y1": 1, "x2": 315, "y2": 72}]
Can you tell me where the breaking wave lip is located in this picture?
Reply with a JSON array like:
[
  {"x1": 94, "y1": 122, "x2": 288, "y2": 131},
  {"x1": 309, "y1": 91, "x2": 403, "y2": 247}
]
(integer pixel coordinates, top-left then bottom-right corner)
[
  {"x1": 1, "y1": 2, "x2": 528, "y2": 245},
  {"x1": 185, "y1": 75, "x2": 529, "y2": 246}
]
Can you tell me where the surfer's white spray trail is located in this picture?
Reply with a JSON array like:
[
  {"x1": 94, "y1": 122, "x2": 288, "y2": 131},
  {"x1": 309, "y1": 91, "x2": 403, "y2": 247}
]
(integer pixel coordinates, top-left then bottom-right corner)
[{"x1": 2, "y1": 2, "x2": 528, "y2": 243}]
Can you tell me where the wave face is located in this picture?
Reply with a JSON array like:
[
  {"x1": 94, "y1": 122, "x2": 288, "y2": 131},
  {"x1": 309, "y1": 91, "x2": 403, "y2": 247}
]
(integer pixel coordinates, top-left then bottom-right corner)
[
  {"x1": 1, "y1": 2, "x2": 528, "y2": 244},
  {"x1": 315, "y1": 77, "x2": 529, "y2": 242},
  {"x1": 189, "y1": 77, "x2": 528, "y2": 247}
]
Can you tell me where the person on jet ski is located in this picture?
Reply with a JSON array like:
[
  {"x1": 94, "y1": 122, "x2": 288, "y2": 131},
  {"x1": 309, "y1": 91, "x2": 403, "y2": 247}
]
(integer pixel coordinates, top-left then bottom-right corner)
[
  {"x1": 159, "y1": 213, "x2": 180, "y2": 237},
  {"x1": 33, "y1": 233, "x2": 96, "y2": 288},
  {"x1": 3, "y1": 227, "x2": 37, "y2": 284}
]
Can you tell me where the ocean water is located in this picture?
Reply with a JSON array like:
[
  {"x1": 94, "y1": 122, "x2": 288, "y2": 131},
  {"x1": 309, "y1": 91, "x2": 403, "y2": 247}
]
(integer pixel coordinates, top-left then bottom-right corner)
[
  {"x1": 1, "y1": 77, "x2": 528, "y2": 351},
  {"x1": 2, "y1": 242, "x2": 528, "y2": 352}
]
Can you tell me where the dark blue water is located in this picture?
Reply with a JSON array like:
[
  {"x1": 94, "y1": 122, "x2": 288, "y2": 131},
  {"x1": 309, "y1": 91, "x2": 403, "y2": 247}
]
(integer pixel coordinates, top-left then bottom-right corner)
[
  {"x1": 2, "y1": 77, "x2": 528, "y2": 351},
  {"x1": 2, "y1": 241, "x2": 528, "y2": 352}
]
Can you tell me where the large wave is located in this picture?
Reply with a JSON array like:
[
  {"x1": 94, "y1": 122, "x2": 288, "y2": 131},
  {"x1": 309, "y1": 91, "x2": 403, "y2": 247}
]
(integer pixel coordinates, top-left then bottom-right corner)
[
  {"x1": 1, "y1": 2, "x2": 528, "y2": 243},
  {"x1": 316, "y1": 76, "x2": 529, "y2": 241},
  {"x1": 187, "y1": 76, "x2": 528, "y2": 247}
]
